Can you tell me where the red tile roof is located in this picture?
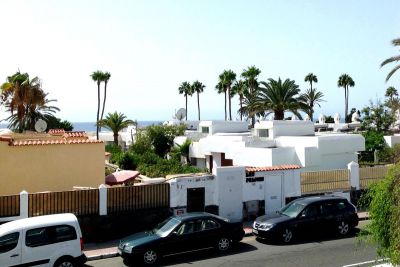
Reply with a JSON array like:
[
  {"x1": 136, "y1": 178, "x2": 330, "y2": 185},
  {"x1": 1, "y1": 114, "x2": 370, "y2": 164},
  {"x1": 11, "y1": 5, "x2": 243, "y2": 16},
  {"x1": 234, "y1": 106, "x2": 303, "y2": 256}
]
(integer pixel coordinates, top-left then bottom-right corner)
[
  {"x1": 245, "y1": 164, "x2": 301, "y2": 172},
  {"x1": 63, "y1": 131, "x2": 87, "y2": 138},
  {"x1": 48, "y1": 129, "x2": 65, "y2": 135},
  {"x1": 10, "y1": 139, "x2": 103, "y2": 146}
]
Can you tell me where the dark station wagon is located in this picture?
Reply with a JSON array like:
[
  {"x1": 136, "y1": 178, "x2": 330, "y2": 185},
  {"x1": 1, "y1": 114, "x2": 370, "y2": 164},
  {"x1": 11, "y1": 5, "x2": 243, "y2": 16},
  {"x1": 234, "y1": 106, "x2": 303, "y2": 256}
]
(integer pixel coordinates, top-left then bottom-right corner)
[
  {"x1": 118, "y1": 212, "x2": 244, "y2": 265},
  {"x1": 252, "y1": 196, "x2": 359, "y2": 243}
]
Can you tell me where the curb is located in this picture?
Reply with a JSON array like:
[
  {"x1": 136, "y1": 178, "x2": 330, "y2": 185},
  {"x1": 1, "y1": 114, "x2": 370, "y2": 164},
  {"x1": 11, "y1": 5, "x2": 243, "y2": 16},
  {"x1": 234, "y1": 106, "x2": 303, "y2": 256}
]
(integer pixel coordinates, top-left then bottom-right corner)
[{"x1": 87, "y1": 252, "x2": 118, "y2": 261}]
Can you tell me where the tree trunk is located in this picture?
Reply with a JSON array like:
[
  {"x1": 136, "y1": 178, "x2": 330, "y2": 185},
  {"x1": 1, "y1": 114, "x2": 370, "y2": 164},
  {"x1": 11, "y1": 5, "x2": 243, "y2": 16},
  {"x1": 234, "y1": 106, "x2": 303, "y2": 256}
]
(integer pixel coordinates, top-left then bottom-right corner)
[
  {"x1": 100, "y1": 80, "x2": 108, "y2": 131},
  {"x1": 197, "y1": 92, "x2": 200, "y2": 121},
  {"x1": 228, "y1": 87, "x2": 232, "y2": 121},
  {"x1": 345, "y1": 86, "x2": 348, "y2": 121},
  {"x1": 240, "y1": 95, "x2": 243, "y2": 121},
  {"x1": 113, "y1": 133, "x2": 118, "y2": 146},
  {"x1": 224, "y1": 90, "x2": 227, "y2": 120},
  {"x1": 96, "y1": 81, "x2": 101, "y2": 140},
  {"x1": 185, "y1": 95, "x2": 188, "y2": 120},
  {"x1": 274, "y1": 109, "x2": 284, "y2": 120}
]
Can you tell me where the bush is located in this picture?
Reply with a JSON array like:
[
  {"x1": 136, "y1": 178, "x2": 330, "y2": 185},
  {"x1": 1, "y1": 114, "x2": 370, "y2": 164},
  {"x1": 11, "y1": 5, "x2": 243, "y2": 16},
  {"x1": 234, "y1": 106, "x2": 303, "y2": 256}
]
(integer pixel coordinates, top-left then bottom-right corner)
[
  {"x1": 362, "y1": 130, "x2": 386, "y2": 152},
  {"x1": 105, "y1": 144, "x2": 123, "y2": 164},
  {"x1": 118, "y1": 152, "x2": 138, "y2": 170},
  {"x1": 358, "y1": 164, "x2": 400, "y2": 265}
]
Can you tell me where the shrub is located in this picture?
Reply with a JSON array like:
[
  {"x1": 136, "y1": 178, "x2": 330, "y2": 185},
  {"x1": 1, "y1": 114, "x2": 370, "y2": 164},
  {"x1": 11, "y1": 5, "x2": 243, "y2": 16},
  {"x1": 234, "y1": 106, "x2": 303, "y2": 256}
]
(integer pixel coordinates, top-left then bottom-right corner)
[
  {"x1": 105, "y1": 144, "x2": 123, "y2": 164},
  {"x1": 118, "y1": 152, "x2": 137, "y2": 170}
]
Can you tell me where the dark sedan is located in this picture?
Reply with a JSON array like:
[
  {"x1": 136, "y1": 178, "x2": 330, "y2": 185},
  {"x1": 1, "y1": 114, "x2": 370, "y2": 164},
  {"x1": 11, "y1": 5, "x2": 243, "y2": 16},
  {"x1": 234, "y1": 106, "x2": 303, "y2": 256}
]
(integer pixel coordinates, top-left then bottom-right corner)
[
  {"x1": 253, "y1": 196, "x2": 359, "y2": 243},
  {"x1": 118, "y1": 212, "x2": 245, "y2": 265}
]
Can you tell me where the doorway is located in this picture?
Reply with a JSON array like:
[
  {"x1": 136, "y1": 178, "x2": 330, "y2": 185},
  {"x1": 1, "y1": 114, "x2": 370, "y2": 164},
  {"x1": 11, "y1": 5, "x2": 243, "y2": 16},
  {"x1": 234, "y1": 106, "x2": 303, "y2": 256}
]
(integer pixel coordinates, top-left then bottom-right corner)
[{"x1": 187, "y1": 188, "x2": 205, "y2": 212}]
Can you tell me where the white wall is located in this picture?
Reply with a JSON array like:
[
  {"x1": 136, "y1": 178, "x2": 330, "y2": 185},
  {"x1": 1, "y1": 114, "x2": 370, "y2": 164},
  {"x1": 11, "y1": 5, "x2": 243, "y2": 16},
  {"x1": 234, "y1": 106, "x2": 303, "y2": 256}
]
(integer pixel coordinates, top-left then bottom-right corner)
[
  {"x1": 384, "y1": 135, "x2": 400, "y2": 148},
  {"x1": 215, "y1": 167, "x2": 244, "y2": 222},
  {"x1": 229, "y1": 147, "x2": 272, "y2": 167},
  {"x1": 255, "y1": 120, "x2": 315, "y2": 138},
  {"x1": 168, "y1": 175, "x2": 217, "y2": 208},
  {"x1": 199, "y1": 121, "x2": 248, "y2": 135}
]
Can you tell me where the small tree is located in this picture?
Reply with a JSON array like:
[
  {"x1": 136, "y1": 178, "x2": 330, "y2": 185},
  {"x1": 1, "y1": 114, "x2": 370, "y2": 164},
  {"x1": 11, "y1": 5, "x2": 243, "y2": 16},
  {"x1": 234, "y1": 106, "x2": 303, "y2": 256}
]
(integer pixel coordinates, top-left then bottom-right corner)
[
  {"x1": 358, "y1": 163, "x2": 400, "y2": 265},
  {"x1": 361, "y1": 99, "x2": 395, "y2": 133}
]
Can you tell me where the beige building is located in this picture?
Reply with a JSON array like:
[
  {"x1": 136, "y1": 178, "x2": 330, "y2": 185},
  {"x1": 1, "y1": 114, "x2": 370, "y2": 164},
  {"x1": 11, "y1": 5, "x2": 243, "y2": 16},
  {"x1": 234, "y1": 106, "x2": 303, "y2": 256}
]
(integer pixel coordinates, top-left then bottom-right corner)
[{"x1": 0, "y1": 129, "x2": 104, "y2": 195}]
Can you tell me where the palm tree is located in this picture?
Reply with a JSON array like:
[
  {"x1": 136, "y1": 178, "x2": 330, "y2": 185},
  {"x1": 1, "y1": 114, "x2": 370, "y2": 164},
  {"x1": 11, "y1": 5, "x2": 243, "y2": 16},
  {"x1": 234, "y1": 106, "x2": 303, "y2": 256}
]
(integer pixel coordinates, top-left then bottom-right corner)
[
  {"x1": 304, "y1": 73, "x2": 318, "y2": 90},
  {"x1": 381, "y1": 38, "x2": 400, "y2": 82},
  {"x1": 100, "y1": 72, "x2": 111, "y2": 123},
  {"x1": 191, "y1": 81, "x2": 205, "y2": 121},
  {"x1": 257, "y1": 78, "x2": 302, "y2": 120},
  {"x1": 91, "y1": 70, "x2": 104, "y2": 140},
  {"x1": 215, "y1": 81, "x2": 227, "y2": 120},
  {"x1": 241, "y1": 66, "x2": 261, "y2": 126},
  {"x1": 337, "y1": 74, "x2": 355, "y2": 121},
  {"x1": 299, "y1": 88, "x2": 325, "y2": 121},
  {"x1": 178, "y1": 81, "x2": 192, "y2": 120},
  {"x1": 217, "y1": 70, "x2": 236, "y2": 120},
  {"x1": 97, "y1": 111, "x2": 136, "y2": 145},
  {"x1": 385, "y1": 86, "x2": 400, "y2": 113},
  {"x1": 1, "y1": 71, "x2": 48, "y2": 132},
  {"x1": 385, "y1": 86, "x2": 398, "y2": 102},
  {"x1": 231, "y1": 80, "x2": 247, "y2": 120}
]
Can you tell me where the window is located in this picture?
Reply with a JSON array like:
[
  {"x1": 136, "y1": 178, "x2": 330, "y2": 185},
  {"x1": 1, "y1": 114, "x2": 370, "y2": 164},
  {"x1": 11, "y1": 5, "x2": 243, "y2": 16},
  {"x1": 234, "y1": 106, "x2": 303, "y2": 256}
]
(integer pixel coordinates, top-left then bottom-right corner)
[
  {"x1": 26, "y1": 225, "x2": 77, "y2": 247},
  {"x1": 177, "y1": 221, "x2": 195, "y2": 235},
  {"x1": 337, "y1": 201, "x2": 346, "y2": 211},
  {"x1": 320, "y1": 202, "x2": 336, "y2": 216},
  {"x1": 302, "y1": 205, "x2": 318, "y2": 218},
  {"x1": 26, "y1": 227, "x2": 48, "y2": 247},
  {"x1": 201, "y1": 127, "x2": 209, "y2": 134},
  {"x1": 258, "y1": 129, "x2": 269, "y2": 138},
  {"x1": 0, "y1": 232, "x2": 19, "y2": 253},
  {"x1": 53, "y1": 225, "x2": 77, "y2": 242},
  {"x1": 200, "y1": 219, "x2": 219, "y2": 231}
]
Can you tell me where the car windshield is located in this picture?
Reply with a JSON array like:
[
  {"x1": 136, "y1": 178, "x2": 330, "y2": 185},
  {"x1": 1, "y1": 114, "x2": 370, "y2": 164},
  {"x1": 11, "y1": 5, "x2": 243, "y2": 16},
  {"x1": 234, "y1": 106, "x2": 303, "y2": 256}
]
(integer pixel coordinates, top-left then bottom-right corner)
[
  {"x1": 280, "y1": 202, "x2": 305, "y2": 218},
  {"x1": 153, "y1": 217, "x2": 181, "y2": 237}
]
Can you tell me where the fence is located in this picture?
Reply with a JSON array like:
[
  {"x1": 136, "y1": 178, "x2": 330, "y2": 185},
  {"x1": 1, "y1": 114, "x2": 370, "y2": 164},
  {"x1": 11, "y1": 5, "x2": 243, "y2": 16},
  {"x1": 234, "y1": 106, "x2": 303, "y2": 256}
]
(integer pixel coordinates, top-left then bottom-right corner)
[
  {"x1": 0, "y1": 195, "x2": 20, "y2": 218},
  {"x1": 28, "y1": 189, "x2": 99, "y2": 217},
  {"x1": 0, "y1": 183, "x2": 170, "y2": 222},
  {"x1": 301, "y1": 169, "x2": 350, "y2": 194},
  {"x1": 107, "y1": 184, "x2": 170, "y2": 214},
  {"x1": 359, "y1": 165, "x2": 390, "y2": 189}
]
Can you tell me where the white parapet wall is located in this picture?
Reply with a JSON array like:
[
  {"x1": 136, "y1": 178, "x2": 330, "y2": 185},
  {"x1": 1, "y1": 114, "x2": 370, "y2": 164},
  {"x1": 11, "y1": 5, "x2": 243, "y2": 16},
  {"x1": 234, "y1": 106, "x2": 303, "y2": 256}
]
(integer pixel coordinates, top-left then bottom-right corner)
[
  {"x1": 384, "y1": 135, "x2": 400, "y2": 148},
  {"x1": 198, "y1": 121, "x2": 248, "y2": 135},
  {"x1": 255, "y1": 120, "x2": 315, "y2": 139}
]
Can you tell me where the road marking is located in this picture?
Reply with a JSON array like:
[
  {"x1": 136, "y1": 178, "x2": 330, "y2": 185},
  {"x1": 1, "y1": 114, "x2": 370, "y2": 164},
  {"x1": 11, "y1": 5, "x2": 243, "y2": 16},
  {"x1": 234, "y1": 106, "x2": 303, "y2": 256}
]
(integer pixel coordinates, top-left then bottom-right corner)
[{"x1": 343, "y1": 259, "x2": 388, "y2": 267}]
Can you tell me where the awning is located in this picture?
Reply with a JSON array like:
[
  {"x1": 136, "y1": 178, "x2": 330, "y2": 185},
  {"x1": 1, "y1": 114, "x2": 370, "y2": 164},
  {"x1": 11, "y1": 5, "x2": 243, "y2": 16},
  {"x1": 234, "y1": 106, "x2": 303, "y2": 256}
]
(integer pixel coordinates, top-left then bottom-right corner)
[{"x1": 105, "y1": 170, "x2": 140, "y2": 185}]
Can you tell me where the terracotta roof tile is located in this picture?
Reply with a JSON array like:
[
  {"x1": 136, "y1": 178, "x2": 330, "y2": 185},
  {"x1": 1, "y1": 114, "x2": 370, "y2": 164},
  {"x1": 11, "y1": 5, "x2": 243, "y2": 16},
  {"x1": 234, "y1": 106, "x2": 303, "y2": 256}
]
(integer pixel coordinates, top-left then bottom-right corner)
[
  {"x1": 245, "y1": 164, "x2": 301, "y2": 172},
  {"x1": 64, "y1": 131, "x2": 87, "y2": 138},
  {"x1": 10, "y1": 139, "x2": 103, "y2": 146},
  {"x1": 48, "y1": 129, "x2": 65, "y2": 135}
]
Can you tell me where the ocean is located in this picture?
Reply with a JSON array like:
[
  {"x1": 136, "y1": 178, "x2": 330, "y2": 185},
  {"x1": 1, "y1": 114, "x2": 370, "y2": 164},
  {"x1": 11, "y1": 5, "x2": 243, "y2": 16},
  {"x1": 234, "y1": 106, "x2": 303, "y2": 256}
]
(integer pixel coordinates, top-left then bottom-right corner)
[{"x1": 0, "y1": 121, "x2": 164, "y2": 132}]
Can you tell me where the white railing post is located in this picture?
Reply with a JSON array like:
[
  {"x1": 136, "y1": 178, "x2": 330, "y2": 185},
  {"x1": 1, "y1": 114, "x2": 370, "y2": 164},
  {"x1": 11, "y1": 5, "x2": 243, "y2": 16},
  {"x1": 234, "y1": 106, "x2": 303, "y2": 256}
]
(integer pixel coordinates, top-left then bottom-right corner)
[
  {"x1": 20, "y1": 190, "x2": 29, "y2": 218},
  {"x1": 99, "y1": 184, "x2": 107, "y2": 216},
  {"x1": 348, "y1": 161, "x2": 360, "y2": 190}
]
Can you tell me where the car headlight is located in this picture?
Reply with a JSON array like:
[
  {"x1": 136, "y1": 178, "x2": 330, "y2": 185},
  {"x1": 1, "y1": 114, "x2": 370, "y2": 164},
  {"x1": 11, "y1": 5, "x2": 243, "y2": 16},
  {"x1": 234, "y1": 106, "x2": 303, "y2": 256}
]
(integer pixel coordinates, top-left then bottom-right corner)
[
  {"x1": 254, "y1": 222, "x2": 274, "y2": 230},
  {"x1": 120, "y1": 243, "x2": 134, "y2": 254}
]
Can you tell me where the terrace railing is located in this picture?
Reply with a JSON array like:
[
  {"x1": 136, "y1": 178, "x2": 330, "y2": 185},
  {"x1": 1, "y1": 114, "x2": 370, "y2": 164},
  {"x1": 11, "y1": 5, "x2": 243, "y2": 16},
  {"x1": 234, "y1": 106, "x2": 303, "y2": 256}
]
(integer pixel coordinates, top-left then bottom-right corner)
[
  {"x1": 359, "y1": 165, "x2": 390, "y2": 189},
  {"x1": 301, "y1": 169, "x2": 350, "y2": 194}
]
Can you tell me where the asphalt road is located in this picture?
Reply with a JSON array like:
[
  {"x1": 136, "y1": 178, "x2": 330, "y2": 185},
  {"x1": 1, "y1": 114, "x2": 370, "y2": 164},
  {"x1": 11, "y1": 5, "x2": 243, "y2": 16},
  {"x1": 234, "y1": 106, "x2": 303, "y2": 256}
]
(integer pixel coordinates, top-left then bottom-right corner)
[{"x1": 85, "y1": 221, "x2": 378, "y2": 267}]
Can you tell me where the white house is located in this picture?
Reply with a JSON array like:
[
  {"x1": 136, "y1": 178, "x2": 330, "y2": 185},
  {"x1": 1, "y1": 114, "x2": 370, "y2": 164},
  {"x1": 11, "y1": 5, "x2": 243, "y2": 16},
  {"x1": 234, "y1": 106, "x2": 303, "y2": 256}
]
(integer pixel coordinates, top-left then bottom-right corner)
[
  {"x1": 184, "y1": 120, "x2": 365, "y2": 173},
  {"x1": 166, "y1": 164, "x2": 302, "y2": 222}
]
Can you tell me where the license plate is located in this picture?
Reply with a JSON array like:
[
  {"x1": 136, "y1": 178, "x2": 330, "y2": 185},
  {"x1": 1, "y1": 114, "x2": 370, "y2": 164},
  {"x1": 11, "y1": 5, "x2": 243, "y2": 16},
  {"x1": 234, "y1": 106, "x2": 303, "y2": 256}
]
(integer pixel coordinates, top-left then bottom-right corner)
[{"x1": 252, "y1": 229, "x2": 258, "y2": 234}]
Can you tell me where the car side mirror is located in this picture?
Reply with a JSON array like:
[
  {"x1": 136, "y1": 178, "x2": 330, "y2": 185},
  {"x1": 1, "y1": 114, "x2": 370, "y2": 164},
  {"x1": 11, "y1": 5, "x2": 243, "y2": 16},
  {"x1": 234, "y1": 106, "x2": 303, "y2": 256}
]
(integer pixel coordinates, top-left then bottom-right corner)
[{"x1": 170, "y1": 231, "x2": 178, "y2": 237}]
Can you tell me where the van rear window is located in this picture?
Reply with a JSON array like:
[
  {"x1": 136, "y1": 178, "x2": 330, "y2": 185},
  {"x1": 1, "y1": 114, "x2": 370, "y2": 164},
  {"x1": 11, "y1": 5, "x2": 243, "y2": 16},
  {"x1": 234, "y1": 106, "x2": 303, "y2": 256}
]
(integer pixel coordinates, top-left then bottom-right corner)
[
  {"x1": 0, "y1": 232, "x2": 19, "y2": 253},
  {"x1": 26, "y1": 225, "x2": 77, "y2": 247}
]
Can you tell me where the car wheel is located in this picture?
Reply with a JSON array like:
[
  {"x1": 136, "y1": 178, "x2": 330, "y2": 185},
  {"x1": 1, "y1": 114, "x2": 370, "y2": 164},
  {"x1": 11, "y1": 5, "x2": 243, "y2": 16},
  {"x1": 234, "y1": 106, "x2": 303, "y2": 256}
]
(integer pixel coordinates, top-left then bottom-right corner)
[
  {"x1": 217, "y1": 237, "x2": 231, "y2": 251},
  {"x1": 143, "y1": 249, "x2": 158, "y2": 265},
  {"x1": 282, "y1": 228, "x2": 293, "y2": 243},
  {"x1": 338, "y1": 221, "x2": 350, "y2": 235},
  {"x1": 54, "y1": 257, "x2": 75, "y2": 267}
]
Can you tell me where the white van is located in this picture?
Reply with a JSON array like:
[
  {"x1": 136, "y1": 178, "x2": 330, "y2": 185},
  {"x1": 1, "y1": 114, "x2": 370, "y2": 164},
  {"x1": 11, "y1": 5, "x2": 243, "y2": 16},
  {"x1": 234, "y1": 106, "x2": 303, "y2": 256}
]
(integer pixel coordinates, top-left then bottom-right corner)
[{"x1": 0, "y1": 213, "x2": 87, "y2": 267}]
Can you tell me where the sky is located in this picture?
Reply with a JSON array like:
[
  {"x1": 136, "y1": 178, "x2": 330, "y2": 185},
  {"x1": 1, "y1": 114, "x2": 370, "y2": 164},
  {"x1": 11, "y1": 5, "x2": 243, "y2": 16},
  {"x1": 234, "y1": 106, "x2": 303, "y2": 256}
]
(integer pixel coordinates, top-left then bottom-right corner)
[{"x1": 0, "y1": 0, "x2": 399, "y2": 122}]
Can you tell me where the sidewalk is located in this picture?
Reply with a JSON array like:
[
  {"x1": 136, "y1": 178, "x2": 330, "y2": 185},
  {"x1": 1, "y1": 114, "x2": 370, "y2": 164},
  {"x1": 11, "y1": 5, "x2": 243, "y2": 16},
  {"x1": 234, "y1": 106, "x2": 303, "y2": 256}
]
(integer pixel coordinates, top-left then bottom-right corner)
[{"x1": 84, "y1": 212, "x2": 369, "y2": 261}]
